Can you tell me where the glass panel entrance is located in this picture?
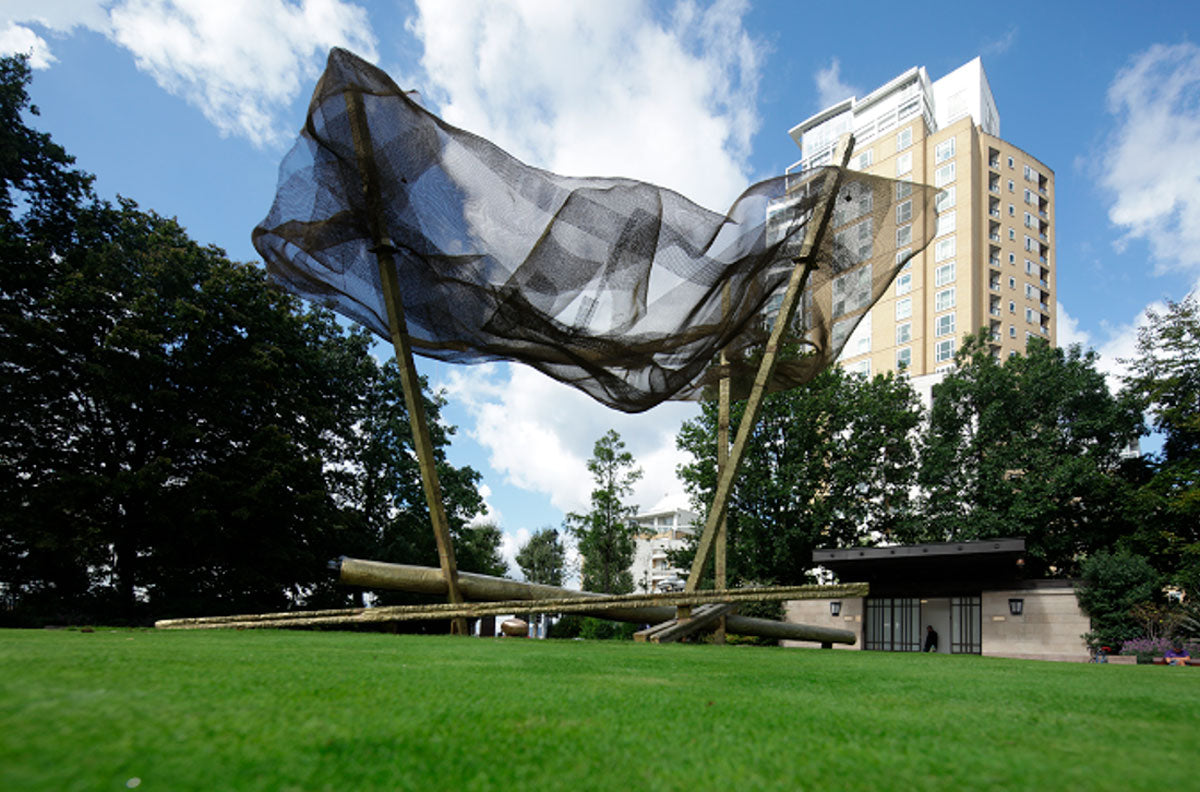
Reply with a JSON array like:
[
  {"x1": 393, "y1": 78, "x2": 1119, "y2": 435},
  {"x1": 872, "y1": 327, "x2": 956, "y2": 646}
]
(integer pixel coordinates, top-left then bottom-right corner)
[
  {"x1": 950, "y1": 596, "x2": 982, "y2": 654},
  {"x1": 864, "y1": 597, "x2": 921, "y2": 651}
]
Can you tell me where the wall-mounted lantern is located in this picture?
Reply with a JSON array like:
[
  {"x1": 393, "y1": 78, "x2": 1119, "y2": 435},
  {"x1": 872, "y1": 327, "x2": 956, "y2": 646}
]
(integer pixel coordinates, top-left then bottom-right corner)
[
  {"x1": 830, "y1": 601, "x2": 842, "y2": 617},
  {"x1": 1008, "y1": 598, "x2": 1024, "y2": 616}
]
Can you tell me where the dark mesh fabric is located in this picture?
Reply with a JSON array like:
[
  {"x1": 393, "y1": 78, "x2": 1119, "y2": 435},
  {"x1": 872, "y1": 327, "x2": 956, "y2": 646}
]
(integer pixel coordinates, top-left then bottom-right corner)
[{"x1": 253, "y1": 48, "x2": 937, "y2": 413}]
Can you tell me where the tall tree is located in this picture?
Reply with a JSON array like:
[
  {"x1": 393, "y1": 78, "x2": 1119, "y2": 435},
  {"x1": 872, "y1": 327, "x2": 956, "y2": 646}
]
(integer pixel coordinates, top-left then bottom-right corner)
[
  {"x1": 1121, "y1": 296, "x2": 1200, "y2": 583},
  {"x1": 676, "y1": 367, "x2": 921, "y2": 585},
  {"x1": 516, "y1": 528, "x2": 566, "y2": 586},
  {"x1": 914, "y1": 333, "x2": 1143, "y2": 575},
  {"x1": 566, "y1": 430, "x2": 642, "y2": 594},
  {"x1": 0, "y1": 54, "x2": 486, "y2": 622}
]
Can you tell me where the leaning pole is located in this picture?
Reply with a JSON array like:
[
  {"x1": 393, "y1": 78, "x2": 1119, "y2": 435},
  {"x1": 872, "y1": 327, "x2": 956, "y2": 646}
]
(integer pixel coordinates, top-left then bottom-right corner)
[{"x1": 333, "y1": 557, "x2": 857, "y2": 645}]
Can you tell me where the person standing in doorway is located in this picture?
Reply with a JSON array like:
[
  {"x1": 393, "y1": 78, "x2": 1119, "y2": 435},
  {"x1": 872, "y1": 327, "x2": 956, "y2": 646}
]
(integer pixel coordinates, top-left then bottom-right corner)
[{"x1": 924, "y1": 625, "x2": 939, "y2": 653}]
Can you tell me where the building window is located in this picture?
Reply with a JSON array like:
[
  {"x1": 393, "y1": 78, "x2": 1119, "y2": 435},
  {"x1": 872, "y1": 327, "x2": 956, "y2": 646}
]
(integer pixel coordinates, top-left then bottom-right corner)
[
  {"x1": 935, "y1": 312, "x2": 956, "y2": 337},
  {"x1": 1008, "y1": 227, "x2": 1016, "y2": 241},
  {"x1": 846, "y1": 359, "x2": 871, "y2": 378},
  {"x1": 895, "y1": 271, "x2": 912, "y2": 295},
  {"x1": 895, "y1": 248, "x2": 912, "y2": 268},
  {"x1": 1024, "y1": 236, "x2": 1036, "y2": 251},
  {"x1": 853, "y1": 149, "x2": 874, "y2": 170},
  {"x1": 895, "y1": 297, "x2": 912, "y2": 321},
  {"x1": 897, "y1": 126, "x2": 912, "y2": 151},
  {"x1": 935, "y1": 287, "x2": 955, "y2": 312},
  {"x1": 1008, "y1": 179, "x2": 1015, "y2": 192},
  {"x1": 895, "y1": 180, "x2": 912, "y2": 199},
  {"x1": 1025, "y1": 259, "x2": 1035, "y2": 274},
  {"x1": 896, "y1": 347, "x2": 912, "y2": 370},
  {"x1": 935, "y1": 162, "x2": 956, "y2": 187},
  {"x1": 1008, "y1": 204, "x2": 1015, "y2": 217},
  {"x1": 1024, "y1": 188, "x2": 1035, "y2": 205},
  {"x1": 896, "y1": 200, "x2": 913, "y2": 225},
  {"x1": 935, "y1": 338, "x2": 955, "y2": 362},
  {"x1": 935, "y1": 186, "x2": 956, "y2": 212},
  {"x1": 1024, "y1": 283, "x2": 1035, "y2": 299},
  {"x1": 935, "y1": 236, "x2": 955, "y2": 262},
  {"x1": 1008, "y1": 253, "x2": 1016, "y2": 264},
  {"x1": 935, "y1": 261, "x2": 956, "y2": 286},
  {"x1": 832, "y1": 265, "x2": 873, "y2": 316},
  {"x1": 950, "y1": 596, "x2": 982, "y2": 654},
  {"x1": 935, "y1": 137, "x2": 956, "y2": 163},
  {"x1": 897, "y1": 151, "x2": 913, "y2": 176},
  {"x1": 864, "y1": 598, "x2": 921, "y2": 652},
  {"x1": 896, "y1": 322, "x2": 912, "y2": 345},
  {"x1": 1009, "y1": 300, "x2": 1015, "y2": 314},
  {"x1": 936, "y1": 210, "x2": 956, "y2": 237},
  {"x1": 1025, "y1": 307, "x2": 1035, "y2": 323},
  {"x1": 1010, "y1": 324, "x2": 1016, "y2": 338},
  {"x1": 1008, "y1": 276, "x2": 1016, "y2": 289},
  {"x1": 896, "y1": 224, "x2": 912, "y2": 247},
  {"x1": 1023, "y1": 164, "x2": 1035, "y2": 181},
  {"x1": 1007, "y1": 155, "x2": 1014, "y2": 169}
]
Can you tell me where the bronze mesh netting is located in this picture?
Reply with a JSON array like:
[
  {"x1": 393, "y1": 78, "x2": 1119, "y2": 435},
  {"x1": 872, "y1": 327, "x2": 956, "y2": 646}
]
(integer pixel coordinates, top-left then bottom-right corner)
[{"x1": 253, "y1": 49, "x2": 937, "y2": 413}]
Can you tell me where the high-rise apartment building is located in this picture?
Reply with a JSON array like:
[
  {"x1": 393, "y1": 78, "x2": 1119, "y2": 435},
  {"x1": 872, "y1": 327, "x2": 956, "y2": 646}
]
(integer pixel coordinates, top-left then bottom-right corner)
[{"x1": 787, "y1": 58, "x2": 1054, "y2": 382}]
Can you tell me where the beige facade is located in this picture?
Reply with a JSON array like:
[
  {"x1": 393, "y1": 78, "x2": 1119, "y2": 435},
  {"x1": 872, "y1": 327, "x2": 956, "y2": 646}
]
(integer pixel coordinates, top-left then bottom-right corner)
[
  {"x1": 782, "y1": 584, "x2": 1090, "y2": 663},
  {"x1": 788, "y1": 58, "x2": 1055, "y2": 378}
]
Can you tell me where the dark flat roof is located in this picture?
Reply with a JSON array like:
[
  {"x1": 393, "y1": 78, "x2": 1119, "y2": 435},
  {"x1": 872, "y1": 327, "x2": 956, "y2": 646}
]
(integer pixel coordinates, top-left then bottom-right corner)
[
  {"x1": 813, "y1": 538, "x2": 1027, "y2": 597},
  {"x1": 813, "y1": 538, "x2": 1025, "y2": 564}
]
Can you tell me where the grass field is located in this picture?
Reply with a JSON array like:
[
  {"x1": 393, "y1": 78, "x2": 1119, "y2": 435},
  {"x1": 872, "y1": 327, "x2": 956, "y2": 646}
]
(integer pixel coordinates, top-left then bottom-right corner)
[{"x1": 2, "y1": 629, "x2": 1197, "y2": 791}]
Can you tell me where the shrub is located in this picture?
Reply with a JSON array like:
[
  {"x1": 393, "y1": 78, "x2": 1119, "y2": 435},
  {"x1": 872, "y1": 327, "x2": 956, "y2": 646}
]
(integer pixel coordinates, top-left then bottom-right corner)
[{"x1": 1076, "y1": 551, "x2": 1160, "y2": 650}]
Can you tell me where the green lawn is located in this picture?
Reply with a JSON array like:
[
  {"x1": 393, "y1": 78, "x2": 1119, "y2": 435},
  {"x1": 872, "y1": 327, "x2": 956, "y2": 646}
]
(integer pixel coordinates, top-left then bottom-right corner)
[{"x1": 1, "y1": 629, "x2": 1196, "y2": 791}]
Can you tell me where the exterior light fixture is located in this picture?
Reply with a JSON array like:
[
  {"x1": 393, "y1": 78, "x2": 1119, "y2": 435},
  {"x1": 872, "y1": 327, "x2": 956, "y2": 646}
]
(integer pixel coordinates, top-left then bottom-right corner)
[
  {"x1": 830, "y1": 601, "x2": 842, "y2": 617},
  {"x1": 1008, "y1": 598, "x2": 1024, "y2": 616}
]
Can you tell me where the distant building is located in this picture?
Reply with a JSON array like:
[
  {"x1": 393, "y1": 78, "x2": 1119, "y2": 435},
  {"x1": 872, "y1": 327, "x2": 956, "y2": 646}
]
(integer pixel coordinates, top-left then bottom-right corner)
[
  {"x1": 784, "y1": 538, "x2": 1092, "y2": 662},
  {"x1": 787, "y1": 57, "x2": 1055, "y2": 387},
  {"x1": 629, "y1": 498, "x2": 698, "y2": 593}
]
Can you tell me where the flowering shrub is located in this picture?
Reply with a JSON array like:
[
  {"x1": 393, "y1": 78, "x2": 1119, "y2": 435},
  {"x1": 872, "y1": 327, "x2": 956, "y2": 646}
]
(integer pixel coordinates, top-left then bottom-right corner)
[
  {"x1": 1120, "y1": 637, "x2": 1200, "y2": 663},
  {"x1": 1120, "y1": 637, "x2": 1174, "y2": 663}
]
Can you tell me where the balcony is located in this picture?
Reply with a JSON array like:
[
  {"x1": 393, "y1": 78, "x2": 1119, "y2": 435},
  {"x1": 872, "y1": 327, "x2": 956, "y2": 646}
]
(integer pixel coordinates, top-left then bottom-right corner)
[
  {"x1": 990, "y1": 308, "x2": 1001, "y2": 317},
  {"x1": 1039, "y1": 255, "x2": 1048, "y2": 265},
  {"x1": 1040, "y1": 302, "x2": 1050, "y2": 314},
  {"x1": 990, "y1": 208, "x2": 1001, "y2": 218},
  {"x1": 989, "y1": 233, "x2": 1000, "y2": 242},
  {"x1": 989, "y1": 281, "x2": 1001, "y2": 292}
]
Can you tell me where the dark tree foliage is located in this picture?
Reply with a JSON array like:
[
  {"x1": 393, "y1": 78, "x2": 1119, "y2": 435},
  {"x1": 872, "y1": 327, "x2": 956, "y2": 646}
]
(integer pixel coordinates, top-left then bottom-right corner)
[
  {"x1": 913, "y1": 333, "x2": 1143, "y2": 576},
  {"x1": 515, "y1": 528, "x2": 566, "y2": 586},
  {"x1": 1075, "y1": 550, "x2": 1161, "y2": 650},
  {"x1": 675, "y1": 367, "x2": 921, "y2": 585},
  {"x1": 566, "y1": 430, "x2": 642, "y2": 594},
  {"x1": 0, "y1": 55, "x2": 484, "y2": 624},
  {"x1": 1120, "y1": 297, "x2": 1200, "y2": 584}
]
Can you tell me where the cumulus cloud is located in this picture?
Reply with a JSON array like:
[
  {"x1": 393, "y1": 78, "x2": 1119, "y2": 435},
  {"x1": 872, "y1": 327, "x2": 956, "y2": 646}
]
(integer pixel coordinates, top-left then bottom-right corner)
[
  {"x1": 1101, "y1": 42, "x2": 1200, "y2": 272},
  {"x1": 0, "y1": 22, "x2": 55, "y2": 68},
  {"x1": 1057, "y1": 297, "x2": 1167, "y2": 395},
  {"x1": 813, "y1": 57, "x2": 858, "y2": 110},
  {"x1": 1, "y1": 1, "x2": 377, "y2": 146},
  {"x1": 439, "y1": 364, "x2": 697, "y2": 518},
  {"x1": 407, "y1": 0, "x2": 761, "y2": 212}
]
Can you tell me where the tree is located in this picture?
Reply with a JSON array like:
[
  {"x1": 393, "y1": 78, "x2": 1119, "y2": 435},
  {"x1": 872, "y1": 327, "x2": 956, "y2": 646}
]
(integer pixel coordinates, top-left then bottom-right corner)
[
  {"x1": 1121, "y1": 296, "x2": 1200, "y2": 583},
  {"x1": 0, "y1": 54, "x2": 486, "y2": 623},
  {"x1": 1075, "y1": 550, "x2": 1160, "y2": 650},
  {"x1": 566, "y1": 430, "x2": 642, "y2": 594},
  {"x1": 516, "y1": 528, "x2": 566, "y2": 586},
  {"x1": 676, "y1": 367, "x2": 922, "y2": 585},
  {"x1": 913, "y1": 333, "x2": 1143, "y2": 576}
]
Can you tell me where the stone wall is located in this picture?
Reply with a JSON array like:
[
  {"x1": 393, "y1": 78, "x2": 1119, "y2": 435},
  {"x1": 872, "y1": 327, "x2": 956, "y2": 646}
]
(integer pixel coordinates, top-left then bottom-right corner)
[
  {"x1": 981, "y1": 585, "x2": 1090, "y2": 662},
  {"x1": 781, "y1": 597, "x2": 863, "y2": 649}
]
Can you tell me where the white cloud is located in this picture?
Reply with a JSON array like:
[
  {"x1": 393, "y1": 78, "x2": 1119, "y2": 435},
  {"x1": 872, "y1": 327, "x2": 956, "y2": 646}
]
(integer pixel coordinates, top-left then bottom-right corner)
[
  {"x1": 438, "y1": 363, "x2": 697, "y2": 518},
  {"x1": 407, "y1": 0, "x2": 761, "y2": 212},
  {"x1": 981, "y1": 27, "x2": 1017, "y2": 56},
  {"x1": 1057, "y1": 297, "x2": 1165, "y2": 395},
  {"x1": 813, "y1": 57, "x2": 858, "y2": 110},
  {"x1": 2, "y1": 1, "x2": 377, "y2": 146},
  {"x1": 1101, "y1": 42, "x2": 1200, "y2": 272},
  {"x1": 0, "y1": 23, "x2": 55, "y2": 68},
  {"x1": 497, "y1": 525, "x2": 529, "y2": 579}
]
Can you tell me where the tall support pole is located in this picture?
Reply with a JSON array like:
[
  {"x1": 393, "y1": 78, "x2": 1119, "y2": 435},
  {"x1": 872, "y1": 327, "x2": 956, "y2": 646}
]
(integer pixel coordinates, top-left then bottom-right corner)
[
  {"x1": 713, "y1": 284, "x2": 731, "y2": 643},
  {"x1": 344, "y1": 89, "x2": 469, "y2": 635},
  {"x1": 685, "y1": 139, "x2": 854, "y2": 593}
]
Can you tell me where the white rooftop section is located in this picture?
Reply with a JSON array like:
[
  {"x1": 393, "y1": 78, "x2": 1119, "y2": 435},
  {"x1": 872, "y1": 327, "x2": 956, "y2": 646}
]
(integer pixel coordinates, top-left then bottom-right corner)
[{"x1": 789, "y1": 57, "x2": 1000, "y2": 171}]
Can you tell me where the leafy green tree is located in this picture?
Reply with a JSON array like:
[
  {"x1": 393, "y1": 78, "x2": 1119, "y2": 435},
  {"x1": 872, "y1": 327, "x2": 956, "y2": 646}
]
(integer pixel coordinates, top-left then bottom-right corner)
[
  {"x1": 1075, "y1": 550, "x2": 1160, "y2": 650},
  {"x1": 566, "y1": 430, "x2": 642, "y2": 594},
  {"x1": 455, "y1": 523, "x2": 508, "y2": 578},
  {"x1": 516, "y1": 528, "x2": 566, "y2": 586},
  {"x1": 0, "y1": 54, "x2": 485, "y2": 623},
  {"x1": 913, "y1": 333, "x2": 1143, "y2": 576},
  {"x1": 1121, "y1": 297, "x2": 1200, "y2": 582},
  {"x1": 676, "y1": 367, "x2": 921, "y2": 585}
]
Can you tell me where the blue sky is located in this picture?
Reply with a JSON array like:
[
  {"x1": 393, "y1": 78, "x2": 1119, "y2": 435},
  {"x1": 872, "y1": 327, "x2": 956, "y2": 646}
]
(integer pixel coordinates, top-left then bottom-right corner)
[{"x1": 5, "y1": 1, "x2": 1199, "y2": 574}]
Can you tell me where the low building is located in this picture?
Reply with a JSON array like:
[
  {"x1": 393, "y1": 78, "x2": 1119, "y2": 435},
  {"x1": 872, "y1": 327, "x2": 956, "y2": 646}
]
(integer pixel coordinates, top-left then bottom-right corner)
[
  {"x1": 783, "y1": 538, "x2": 1091, "y2": 662},
  {"x1": 629, "y1": 499, "x2": 698, "y2": 593}
]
